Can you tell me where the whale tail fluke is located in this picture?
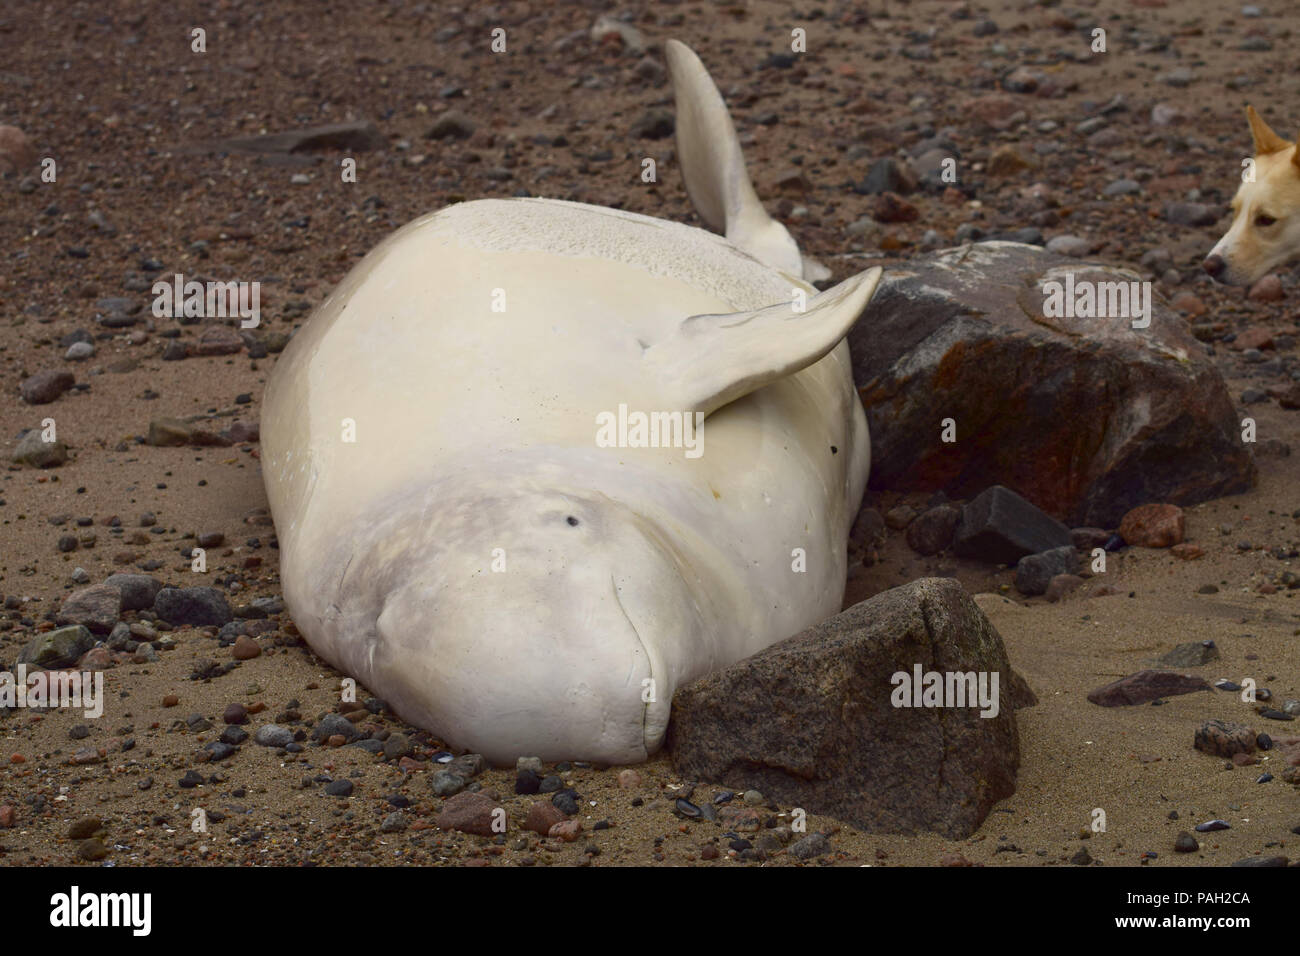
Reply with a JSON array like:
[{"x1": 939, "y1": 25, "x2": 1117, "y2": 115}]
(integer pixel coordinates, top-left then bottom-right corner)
[
  {"x1": 665, "y1": 39, "x2": 830, "y2": 282},
  {"x1": 644, "y1": 266, "x2": 882, "y2": 417}
]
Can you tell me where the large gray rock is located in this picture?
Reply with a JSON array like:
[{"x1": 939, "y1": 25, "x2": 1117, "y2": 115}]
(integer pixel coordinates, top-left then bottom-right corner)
[
  {"x1": 667, "y1": 578, "x2": 1034, "y2": 839},
  {"x1": 849, "y1": 242, "x2": 1255, "y2": 526}
]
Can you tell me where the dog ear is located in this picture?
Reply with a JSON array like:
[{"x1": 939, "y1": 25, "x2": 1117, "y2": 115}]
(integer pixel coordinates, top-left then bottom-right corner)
[{"x1": 1247, "y1": 105, "x2": 1290, "y2": 155}]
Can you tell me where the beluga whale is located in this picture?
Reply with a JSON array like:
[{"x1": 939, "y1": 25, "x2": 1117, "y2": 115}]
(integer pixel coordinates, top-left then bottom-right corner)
[{"x1": 261, "y1": 39, "x2": 880, "y2": 765}]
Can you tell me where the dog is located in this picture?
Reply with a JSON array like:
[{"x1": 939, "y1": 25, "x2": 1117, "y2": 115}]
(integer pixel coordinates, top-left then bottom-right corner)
[{"x1": 1204, "y1": 106, "x2": 1300, "y2": 285}]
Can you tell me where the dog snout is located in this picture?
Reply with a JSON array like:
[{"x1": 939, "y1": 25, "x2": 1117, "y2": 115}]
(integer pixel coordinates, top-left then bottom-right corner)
[{"x1": 1203, "y1": 254, "x2": 1227, "y2": 279}]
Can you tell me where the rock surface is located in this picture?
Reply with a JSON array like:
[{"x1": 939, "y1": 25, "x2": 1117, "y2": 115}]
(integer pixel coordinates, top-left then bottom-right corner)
[
  {"x1": 849, "y1": 242, "x2": 1255, "y2": 526},
  {"x1": 668, "y1": 578, "x2": 1033, "y2": 838},
  {"x1": 1088, "y1": 670, "x2": 1211, "y2": 707}
]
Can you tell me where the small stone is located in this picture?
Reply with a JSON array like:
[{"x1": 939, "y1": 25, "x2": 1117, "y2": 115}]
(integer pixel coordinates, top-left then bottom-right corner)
[
  {"x1": 231, "y1": 635, "x2": 261, "y2": 660},
  {"x1": 426, "y1": 111, "x2": 475, "y2": 140},
  {"x1": 1194, "y1": 719, "x2": 1256, "y2": 758},
  {"x1": 617, "y1": 769, "x2": 642, "y2": 789},
  {"x1": 1119, "y1": 503, "x2": 1185, "y2": 548},
  {"x1": 548, "y1": 819, "x2": 583, "y2": 842},
  {"x1": 789, "y1": 832, "x2": 831, "y2": 860},
  {"x1": 1247, "y1": 275, "x2": 1283, "y2": 301},
  {"x1": 435, "y1": 791, "x2": 499, "y2": 836},
  {"x1": 253, "y1": 725, "x2": 293, "y2": 748},
  {"x1": 325, "y1": 779, "x2": 354, "y2": 797},
  {"x1": 1158, "y1": 640, "x2": 1219, "y2": 668},
  {"x1": 431, "y1": 769, "x2": 468, "y2": 797},
  {"x1": 525, "y1": 801, "x2": 566, "y2": 835},
  {"x1": 1174, "y1": 831, "x2": 1199, "y2": 853},
  {"x1": 1015, "y1": 546, "x2": 1079, "y2": 596}
]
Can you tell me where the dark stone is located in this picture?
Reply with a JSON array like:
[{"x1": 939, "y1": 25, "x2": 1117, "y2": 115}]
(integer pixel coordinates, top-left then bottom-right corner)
[
  {"x1": 153, "y1": 587, "x2": 233, "y2": 626},
  {"x1": 905, "y1": 504, "x2": 961, "y2": 555},
  {"x1": 1014, "y1": 546, "x2": 1079, "y2": 595},
  {"x1": 102, "y1": 573, "x2": 163, "y2": 611},
  {"x1": 953, "y1": 485, "x2": 1072, "y2": 564},
  {"x1": 668, "y1": 578, "x2": 1034, "y2": 839}
]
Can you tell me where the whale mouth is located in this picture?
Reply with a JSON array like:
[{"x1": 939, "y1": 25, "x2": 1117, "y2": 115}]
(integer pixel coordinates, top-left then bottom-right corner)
[{"x1": 611, "y1": 573, "x2": 657, "y2": 756}]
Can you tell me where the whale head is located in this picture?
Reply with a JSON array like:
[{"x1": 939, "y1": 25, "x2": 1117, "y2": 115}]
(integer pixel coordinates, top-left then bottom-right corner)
[{"x1": 367, "y1": 486, "x2": 709, "y2": 767}]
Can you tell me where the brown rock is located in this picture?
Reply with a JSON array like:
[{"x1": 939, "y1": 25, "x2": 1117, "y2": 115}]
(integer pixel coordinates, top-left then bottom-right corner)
[
  {"x1": 548, "y1": 819, "x2": 582, "y2": 842},
  {"x1": 717, "y1": 805, "x2": 763, "y2": 832},
  {"x1": 0, "y1": 805, "x2": 14, "y2": 828},
  {"x1": 436, "y1": 791, "x2": 499, "y2": 836},
  {"x1": 1279, "y1": 384, "x2": 1300, "y2": 410},
  {"x1": 56, "y1": 584, "x2": 122, "y2": 634},
  {"x1": 20, "y1": 370, "x2": 75, "y2": 405},
  {"x1": 1247, "y1": 275, "x2": 1283, "y2": 302},
  {"x1": 616, "y1": 769, "x2": 642, "y2": 789},
  {"x1": 869, "y1": 192, "x2": 918, "y2": 224},
  {"x1": 668, "y1": 578, "x2": 1033, "y2": 839},
  {"x1": 76, "y1": 647, "x2": 116, "y2": 671},
  {"x1": 231, "y1": 635, "x2": 261, "y2": 661},
  {"x1": 1230, "y1": 327, "x2": 1274, "y2": 351},
  {"x1": 1170, "y1": 292, "x2": 1208, "y2": 317},
  {"x1": 1119, "y1": 503, "x2": 1185, "y2": 548},
  {"x1": 193, "y1": 325, "x2": 244, "y2": 356},
  {"x1": 851, "y1": 245, "x2": 1253, "y2": 526},
  {"x1": 1193, "y1": 719, "x2": 1256, "y2": 758},
  {"x1": 987, "y1": 144, "x2": 1031, "y2": 177},
  {"x1": 1087, "y1": 670, "x2": 1210, "y2": 707},
  {"x1": 77, "y1": 838, "x2": 109, "y2": 861},
  {"x1": 67, "y1": 817, "x2": 103, "y2": 839},
  {"x1": 0, "y1": 125, "x2": 35, "y2": 175},
  {"x1": 524, "y1": 802, "x2": 566, "y2": 836},
  {"x1": 1171, "y1": 542, "x2": 1204, "y2": 560},
  {"x1": 964, "y1": 95, "x2": 1021, "y2": 130}
]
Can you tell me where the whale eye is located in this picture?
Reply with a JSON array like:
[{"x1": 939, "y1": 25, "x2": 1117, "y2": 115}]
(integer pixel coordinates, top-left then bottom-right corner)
[{"x1": 566, "y1": 516, "x2": 579, "y2": 526}]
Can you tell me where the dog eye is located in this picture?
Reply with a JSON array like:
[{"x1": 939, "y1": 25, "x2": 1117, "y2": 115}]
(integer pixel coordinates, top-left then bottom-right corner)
[{"x1": 1255, "y1": 214, "x2": 1278, "y2": 227}]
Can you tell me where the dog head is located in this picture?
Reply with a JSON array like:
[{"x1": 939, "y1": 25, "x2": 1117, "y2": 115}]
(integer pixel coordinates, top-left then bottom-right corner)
[{"x1": 1204, "y1": 106, "x2": 1300, "y2": 286}]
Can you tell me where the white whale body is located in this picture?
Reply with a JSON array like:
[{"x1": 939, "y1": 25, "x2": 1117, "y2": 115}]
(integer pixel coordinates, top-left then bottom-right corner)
[{"x1": 260, "y1": 41, "x2": 880, "y2": 764}]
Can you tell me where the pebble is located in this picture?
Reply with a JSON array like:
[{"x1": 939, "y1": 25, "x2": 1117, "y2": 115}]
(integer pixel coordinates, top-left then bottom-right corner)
[
  {"x1": 253, "y1": 725, "x2": 293, "y2": 748},
  {"x1": 789, "y1": 832, "x2": 831, "y2": 860},
  {"x1": 325, "y1": 779, "x2": 354, "y2": 797},
  {"x1": 1194, "y1": 719, "x2": 1256, "y2": 757},
  {"x1": 1174, "y1": 831, "x2": 1199, "y2": 852},
  {"x1": 431, "y1": 769, "x2": 468, "y2": 797},
  {"x1": 515, "y1": 756, "x2": 543, "y2": 774}
]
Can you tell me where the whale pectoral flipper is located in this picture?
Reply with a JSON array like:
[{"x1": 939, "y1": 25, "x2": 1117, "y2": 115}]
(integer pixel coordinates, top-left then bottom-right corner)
[{"x1": 643, "y1": 266, "x2": 882, "y2": 417}]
